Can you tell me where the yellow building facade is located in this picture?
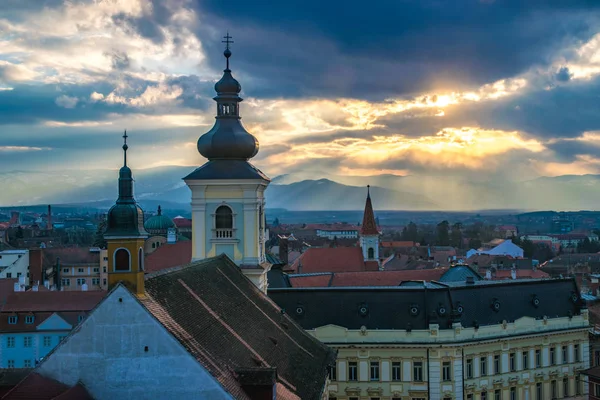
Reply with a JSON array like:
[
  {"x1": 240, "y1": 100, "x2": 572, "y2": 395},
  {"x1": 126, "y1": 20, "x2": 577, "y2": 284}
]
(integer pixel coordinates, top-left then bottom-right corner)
[{"x1": 316, "y1": 314, "x2": 589, "y2": 400}]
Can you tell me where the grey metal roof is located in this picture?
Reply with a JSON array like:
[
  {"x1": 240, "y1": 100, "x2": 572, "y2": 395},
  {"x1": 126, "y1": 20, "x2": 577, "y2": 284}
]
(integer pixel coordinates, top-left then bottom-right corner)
[
  {"x1": 268, "y1": 278, "x2": 583, "y2": 331},
  {"x1": 439, "y1": 265, "x2": 482, "y2": 282},
  {"x1": 183, "y1": 160, "x2": 270, "y2": 181}
]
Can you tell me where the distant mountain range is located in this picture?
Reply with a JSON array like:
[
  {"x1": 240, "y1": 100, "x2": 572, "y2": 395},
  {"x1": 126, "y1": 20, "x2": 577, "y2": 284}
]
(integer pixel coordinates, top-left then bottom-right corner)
[{"x1": 1, "y1": 166, "x2": 600, "y2": 211}]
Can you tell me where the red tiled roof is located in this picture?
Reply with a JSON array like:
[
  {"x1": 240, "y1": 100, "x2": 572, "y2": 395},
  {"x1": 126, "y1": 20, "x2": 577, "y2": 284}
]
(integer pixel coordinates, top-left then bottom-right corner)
[
  {"x1": 145, "y1": 240, "x2": 192, "y2": 273},
  {"x1": 288, "y1": 269, "x2": 448, "y2": 288},
  {"x1": 360, "y1": 191, "x2": 379, "y2": 235},
  {"x1": 331, "y1": 269, "x2": 447, "y2": 287},
  {"x1": 491, "y1": 270, "x2": 550, "y2": 280},
  {"x1": 381, "y1": 241, "x2": 417, "y2": 248},
  {"x1": 290, "y1": 247, "x2": 365, "y2": 273},
  {"x1": 1, "y1": 291, "x2": 105, "y2": 313},
  {"x1": 173, "y1": 217, "x2": 192, "y2": 228},
  {"x1": 42, "y1": 248, "x2": 100, "y2": 266},
  {"x1": 0, "y1": 279, "x2": 18, "y2": 303},
  {"x1": 53, "y1": 383, "x2": 93, "y2": 399},
  {"x1": 2, "y1": 372, "x2": 69, "y2": 399},
  {"x1": 289, "y1": 274, "x2": 332, "y2": 288}
]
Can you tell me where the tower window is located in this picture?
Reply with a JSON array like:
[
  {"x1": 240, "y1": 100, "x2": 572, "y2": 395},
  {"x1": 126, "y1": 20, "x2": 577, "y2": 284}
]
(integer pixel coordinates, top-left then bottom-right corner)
[
  {"x1": 215, "y1": 206, "x2": 233, "y2": 230},
  {"x1": 114, "y1": 248, "x2": 130, "y2": 271},
  {"x1": 368, "y1": 247, "x2": 374, "y2": 259},
  {"x1": 138, "y1": 248, "x2": 144, "y2": 271}
]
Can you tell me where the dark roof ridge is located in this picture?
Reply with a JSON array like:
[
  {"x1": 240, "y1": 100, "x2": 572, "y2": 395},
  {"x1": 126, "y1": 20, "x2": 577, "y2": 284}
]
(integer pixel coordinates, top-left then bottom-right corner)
[
  {"x1": 269, "y1": 277, "x2": 576, "y2": 291},
  {"x1": 289, "y1": 272, "x2": 332, "y2": 277},
  {"x1": 145, "y1": 254, "x2": 228, "y2": 280}
]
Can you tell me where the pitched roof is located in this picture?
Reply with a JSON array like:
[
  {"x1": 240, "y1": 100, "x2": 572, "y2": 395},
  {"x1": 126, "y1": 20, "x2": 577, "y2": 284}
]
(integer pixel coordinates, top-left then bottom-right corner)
[
  {"x1": 491, "y1": 269, "x2": 550, "y2": 280},
  {"x1": 289, "y1": 274, "x2": 333, "y2": 288},
  {"x1": 360, "y1": 189, "x2": 379, "y2": 235},
  {"x1": 381, "y1": 241, "x2": 417, "y2": 248},
  {"x1": 42, "y1": 248, "x2": 99, "y2": 266},
  {"x1": 0, "y1": 279, "x2": 18, "y2": 303},
  {"x1": 144, "y1": 240, "x2": 192, "y2": 273},
  {"x1": 172, "y1": 217, "x2": 192, "y2": 228},
  {"x1": 2, "y1": 372, "x2": 92, "y2": 400},
  {"x1": 142, "y1": 255, "x2": 335, "y2": 400},
  {"x1": 285, "y1": 269, "x2": 449, "y2": 288},
  {"x1": 1, "y1": 291, "x2": 105, "y2": 313},
  {"x1": 290, "y1": 247, "x2": 365, "y2": 273}
]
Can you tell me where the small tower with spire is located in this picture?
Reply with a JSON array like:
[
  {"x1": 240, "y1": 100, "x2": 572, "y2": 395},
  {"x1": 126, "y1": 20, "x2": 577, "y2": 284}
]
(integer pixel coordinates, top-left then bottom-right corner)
[
  {"x1": 360, "y1": 185, "x2": 380, "y2": 267},
  {"x1": 184, "y1": 34, "x2": 271, "y2": 292},
  {"x1": 104, "y1": 131, "x2": 148, "y2": 296}
]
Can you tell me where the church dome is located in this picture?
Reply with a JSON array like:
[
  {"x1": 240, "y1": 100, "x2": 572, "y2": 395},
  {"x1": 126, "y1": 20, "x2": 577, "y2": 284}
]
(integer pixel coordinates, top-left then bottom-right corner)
[
  {"x1": 214, "y1": 69, "x2": 241, "y2": 95},
  {"x1": 144, "y1": 206, "x2": 175, "y2": 234},
  {"x1": 196, "y1": 39, "x2": 259, "y2": 161},
  {"x1": 105, "y1": 203, "x2": 146, "y2": 237}
]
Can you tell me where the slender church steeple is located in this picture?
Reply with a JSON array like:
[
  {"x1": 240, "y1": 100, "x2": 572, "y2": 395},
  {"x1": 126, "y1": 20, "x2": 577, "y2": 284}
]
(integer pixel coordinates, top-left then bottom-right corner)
[
  {"x1": 104, "y1": 132, "x2": 148, "y2": 296},
  {"x1": 360, "y1": 185, "x2": 380, "y2": 267},
  {"x1": 117, "y1": 130, "x2": 134, "y2": 203}
]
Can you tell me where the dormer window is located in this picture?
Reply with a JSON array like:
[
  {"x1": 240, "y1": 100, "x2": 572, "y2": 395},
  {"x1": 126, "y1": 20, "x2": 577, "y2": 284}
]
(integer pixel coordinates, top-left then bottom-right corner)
[
  {"x1": 8, "y1": 316, "x2": 17, "y2": 324},
  {"x1": 78, "y1": 315, "x2": 85, "y2": 323},
  {"x1": 25, "y1": 316, "x2": 34, "y2": 324}
]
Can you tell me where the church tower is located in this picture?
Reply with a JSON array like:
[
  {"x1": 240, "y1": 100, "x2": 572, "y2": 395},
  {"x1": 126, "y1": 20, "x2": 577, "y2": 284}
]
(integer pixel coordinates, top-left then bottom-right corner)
[
  {"x1": 360, "y1": 185, "x2": 380, "y2": 267},
  {"x1": 184, "y1": 34, "x2": 271, "y2": 292},
  {"x1": 104, "y1": 132, "x2": 148, "y2": 296}
]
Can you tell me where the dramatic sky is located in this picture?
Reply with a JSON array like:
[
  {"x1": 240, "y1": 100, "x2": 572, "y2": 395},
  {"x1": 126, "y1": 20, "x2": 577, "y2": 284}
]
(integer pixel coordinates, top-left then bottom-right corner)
[{"x1": 2, "y1": 0, "x2": 600, "y2": 183}]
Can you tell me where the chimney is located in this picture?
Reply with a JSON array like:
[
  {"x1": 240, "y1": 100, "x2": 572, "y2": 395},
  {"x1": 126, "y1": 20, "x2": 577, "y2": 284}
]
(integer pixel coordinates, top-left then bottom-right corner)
[
  {"x1": 278, "y1": 235, "x2": 289, "y2": 265},
  {"x1": 47, "y1": 205, "x2": 52, "y2": 231},
  {"x1": 485, "y1": 270, "x2": 492, "y2": 280},
  {"x1": 236, "y1": 368, "x2": 277, "y2": 400},
  {"x1": 511, "y1": 268, "x2": 517, "y2": 280},
  {"x1": 167, "y1": 228, "x2": 176, "y2": 244}
]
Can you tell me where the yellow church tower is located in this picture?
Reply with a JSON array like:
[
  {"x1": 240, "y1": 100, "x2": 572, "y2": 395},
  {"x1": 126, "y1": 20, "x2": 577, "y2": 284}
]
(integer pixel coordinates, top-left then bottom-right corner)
[{"x1": 103, "y1": 131, "x2": 148, "y2": 296}]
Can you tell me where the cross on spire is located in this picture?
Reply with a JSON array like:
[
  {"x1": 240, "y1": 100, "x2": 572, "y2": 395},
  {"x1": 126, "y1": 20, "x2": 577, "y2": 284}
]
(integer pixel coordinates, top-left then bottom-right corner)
[
  {"x1": 222, "y1": 32, "x2": 233, "y2": 69},
  {"x1": 222, "y1": 32, "x2": 233, "y2": 49},
  {"x1": 122, "y1": 130, "x2": 128, "y2": 166}
]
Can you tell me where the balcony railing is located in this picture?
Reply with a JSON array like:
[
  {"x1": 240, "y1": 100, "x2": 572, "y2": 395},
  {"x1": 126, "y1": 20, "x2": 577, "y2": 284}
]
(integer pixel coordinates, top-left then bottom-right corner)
[{"x1": 214, "y1": 229, "x2": 234, "y2": 239}]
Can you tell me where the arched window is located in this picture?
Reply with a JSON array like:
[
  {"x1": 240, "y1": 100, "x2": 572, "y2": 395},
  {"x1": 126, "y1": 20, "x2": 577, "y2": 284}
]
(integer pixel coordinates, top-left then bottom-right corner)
[
  {"x1": 216, "y1": 206, "x2": 233, "y2": 229},
  {"x1": 114, "y1": 248, "x2": 130, "y2": 271},
  {"x1": 138, "y1": 248, "x2": 144, "y2": 271},
  {"x1": 368, "y1": 247, "x2": 374, "y2": 259}
]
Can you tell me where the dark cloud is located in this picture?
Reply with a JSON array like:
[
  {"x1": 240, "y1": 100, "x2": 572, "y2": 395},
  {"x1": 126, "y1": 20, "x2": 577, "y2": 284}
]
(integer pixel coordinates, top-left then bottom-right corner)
[
  {"x1": 109, "y1": 50, "x2": 131, "y2": 71},
  {"x1": 0, "y1": 83, "x2": 128, "y2": 125},
  {"x1": 556, "y1": 67, "x2": 573, "y2": 82},
  {"x1": 547, "y1": 139, "x2": 600, "y2": 162},
  {"x1": 442, "y1": 76, "x2": 600, "y2": 139},
  {"x1": 193, "y1": 0, "x2": 600, "y2": 99}
]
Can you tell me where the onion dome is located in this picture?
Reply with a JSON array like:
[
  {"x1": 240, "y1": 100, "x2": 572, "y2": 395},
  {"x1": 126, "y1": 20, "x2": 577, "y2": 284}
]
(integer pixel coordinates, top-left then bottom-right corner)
[
  {"x1": 104, "y1": 132, "x2": 148, "y2": 238},
  {"x1": 197, "y1": 33, "x2": 259, "y2": 161},
  {"x1": 144, "y1": 205, "x2": 176, "y2": 235}
]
